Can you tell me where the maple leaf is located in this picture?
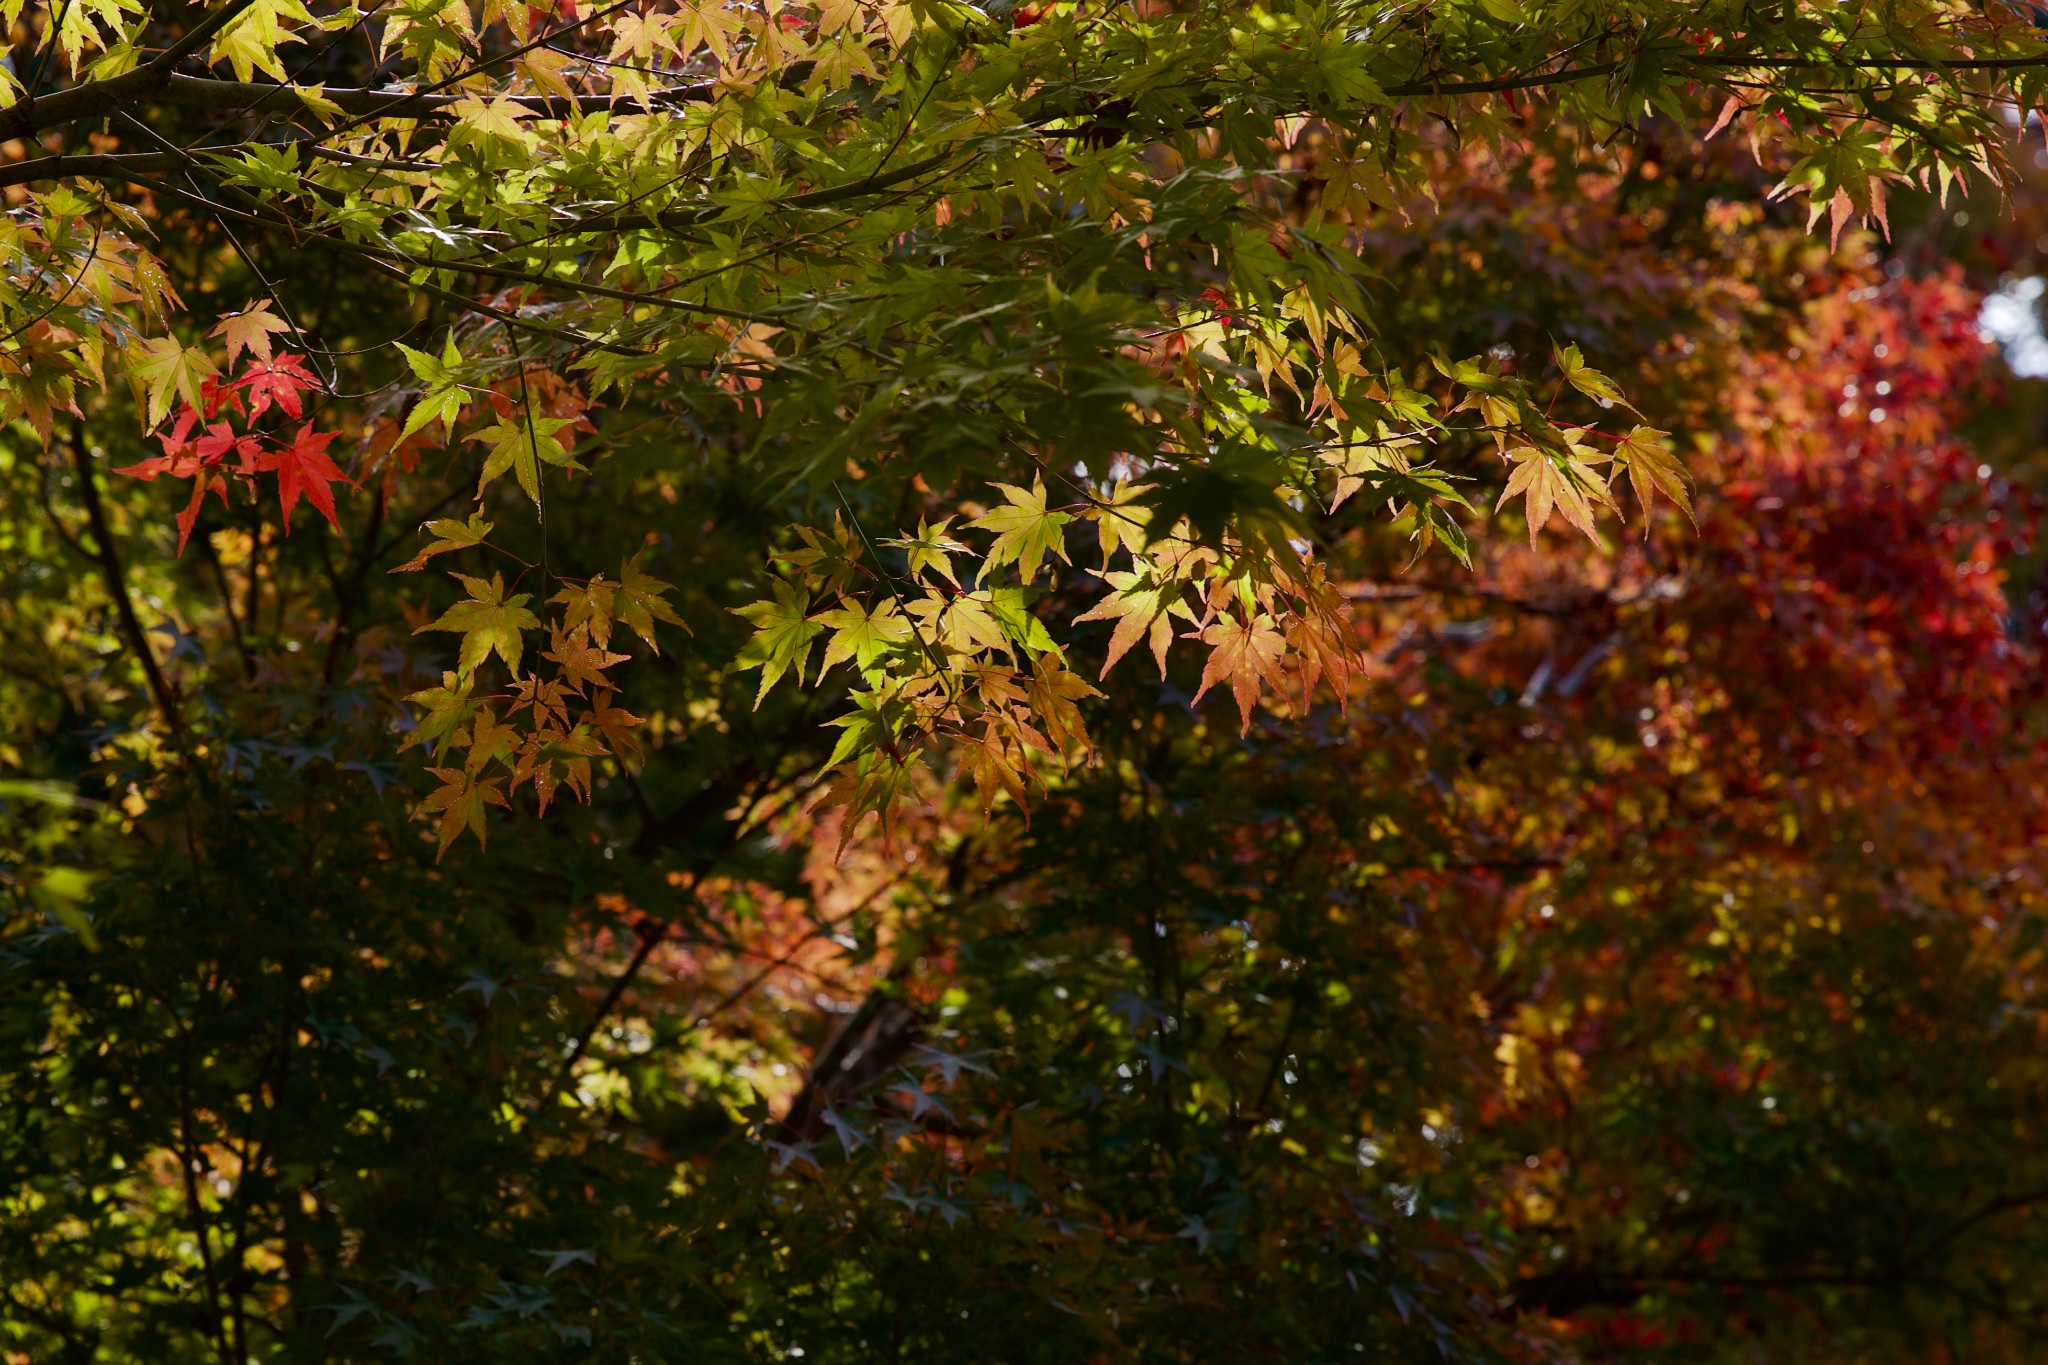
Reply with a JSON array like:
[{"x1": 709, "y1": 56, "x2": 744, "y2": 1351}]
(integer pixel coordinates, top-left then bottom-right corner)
[
  {"x1": 171, "y1": 475, "x2": 229, "y2": 556},
  {"x1": 552, "y1": 575, "x2": 617, "y2": 647},
  {"x1": 401, "y1": 670, "x2": 478, "y2": 755},
  {"x1": 470, "y1": 411, "x2": 576, "y2": 502},
  {"x1": 128, "y1": 337, "x2": 218, "y2": 429},
  {"x1": 464, "y1": 704, "x2": 518, "y2": 773},
  {"x1": 214, "y1": 140, "x2": 307, "y2": 202},
  {"x1": 193, "y1": 420, "x2": 261, "y2": 473},
  {"x1": 393, "y1": 513, "x2": 494, "y2": 573},
  {"x1": 816, "y1": 596, "x2": 913, "y2": 675},
  {"x1": 615, "y1": 550, "x2": 688, "y2": 650},
  {"x1": 819, "y1": 746, "x2": 919, "y2": 852},
  {"x1": 675, "y1": 0, "x2": 743, "y2": 62},
  {"x1": 585, "y1": 689, "x2": 647, "y2": 767},
  {"x1": 969, "y1": 476, "x2": 1075, "y2": 584},
  {"x1": 449, "y1": 96, "x2": 540, "y2": 154},
  {"x1": 1327, "y1": 436, "x2": 1421, "y2": 511},
  {"x1": 1191, "y1": 612, "x2": 1289, "y2": 734},
  {"x1": 417, "y1": 573, "x2": 542, "y2": 679},
  {"x1": 963, "y1": 724, "x2": 1031, "y2": 818},
  {"x1": 240, "y1": 353, "x2": 320, "y2": 422},
  {"x1": 1024, "y1": 654, "x2": 1102, "y2": 752},
  {"x1": 777, "y1": 518, "x2": 864, "y2": 597},
  {"x1": 514, "y1": 725, "x2": 603, "y2": 815},
  {"x1": 732, "y1": 578, "x2": 823, "y2": 707},
  {"x1": 211, "y1": 305, "x2": 292, "y2": 367},
  {"x1": 1281, "y1": 563, "x2": 1356, "y2": 709},
  {"x1": 0, "y1": 322, "x2": 85, "y2": 439},
  {"x1": 295, "y1": 83, "x2": 346, "y2": 124},
  {"x1": 806, "y1": 33, "x2": 882, "y2": 92},
  {"x1": 1496, "y1": 438, "x2": 1613, "y2": 547},
  {"x1": 258, "y1": 423, "x2": 353, "y2": 532},
  {"x1": 514, "y1": 48, "x2": 577, "y2": 99},
  {"x1": 509, "y1": 673, "x2": 572, "y2": 733},
  {"x1": 984, "y1": 585, "x2": 1062, "y2": 660},
  {"x1": 1612, "y1": 424, "x2": 1695, "y2": 527},
  {"x1": 542, "y1": 622, "x2": 630, "y2": 693},
  {"x1": 822, "y1": 687, "x2": 910, "y2": 770},
  {"x1": 1086, "y1": 477, "x2": 1156, "y2": 564},
  {"x1": 420, "y1": 766, "x2": 509, "y2": 858},
  {"x1": 1074, "y1": 570, "x2": 1178, "y2": 679},
  {"x1": 210, "y1": 0, "x2": 318, "y2": 82},
  {"x1": 115, "y1": 419, "x2": 228, "y2": 555},
  {"x1": 397, "y1": 336, "x2": 468, "y2": 439},
  {"x1": 906, "y1": 591, "x2": 1008, "y2": 664},
  {"x1": 1551, "y1": 342, "x2": 1636, "y2": 412},
  {"x1": 880, "y1": 516, "x2": 968, "y2": 587}
]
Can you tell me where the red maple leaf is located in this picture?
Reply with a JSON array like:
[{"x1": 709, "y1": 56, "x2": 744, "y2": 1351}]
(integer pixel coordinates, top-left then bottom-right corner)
[
  {"x1": 115, "y1": 447, "x2": 224, "y2": 556},
  {"x1": 259, "y1": 423, "x2": 353, "y2": 532},
  {"x1": 1198, "y1": 286, "x2": 1240, "y2": 330},
  {"x1": 193, "y1": 421, "x2": 262, "y2": 473},
  {"x1": 199, "y1": 371, "x2": 244, "y2": 420},
  {"x1": 241, "y1": 353, "x2": 321, "y2": 423},
  {"x1": 171, "y1": 475, "x2": 229, "y2": 556}
]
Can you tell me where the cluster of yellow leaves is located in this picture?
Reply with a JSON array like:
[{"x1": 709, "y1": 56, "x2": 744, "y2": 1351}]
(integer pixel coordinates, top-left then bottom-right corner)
[
  {"x1": 402, "y1": 535, "x2": 685, "y2": 855},
  {"x1": 736, "y1": 470, "x2": 1364, "y2": 836}
]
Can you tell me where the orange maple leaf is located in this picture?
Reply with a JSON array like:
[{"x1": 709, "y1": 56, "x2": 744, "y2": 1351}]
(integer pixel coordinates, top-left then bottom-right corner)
[{"x1": 1191, "y1": 612, "x2": 1289, "y2": 734}]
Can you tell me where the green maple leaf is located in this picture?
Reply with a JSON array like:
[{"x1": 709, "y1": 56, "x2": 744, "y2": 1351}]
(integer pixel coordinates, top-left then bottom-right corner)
[
  {"x1": 396, "y1": 335, "x2": 468, "y2": 439},
  {"x1": 448, "y1": 96, "x2": 539, "y2": 158},
  {"x1": 469, "y1": 412, "x2": 575, "y2": 502},
  {"x1": 1552, "y1": 342, "x2": 1636, "y2": 413},
  {"x1": 209, "y1": 141, "x2": 302, "y2": 201},
  {"x1": 417, "y1": 573, "x2": 542, "y2": 678},
  {"x1": 823, "y1": 690, "x2": 910, "y2": 770},
  {"x1": 984, "y1": 585, "x2": 1060, "y2": 659},
  {"x1": 815, "y1": 596, "x2": 912, "y2": 675},
  {"x1": 401, "y1": 670, "x2": 479, "y2": 755},
  {"x1": 731, "y1": 578, "x2": 823, "y2": 707},
  {"x1": 776, "y1": 519, "x2": 864, "y2": 596},
  {"x1": 127, "y1": 337, "x2": 218, "y2": 429},
  {"x1": 392, "y1": 513, "x2": 494, "y2": 574},
  {"x1": 969, "y1": 476, "x2": 1074, "y2": 584}
]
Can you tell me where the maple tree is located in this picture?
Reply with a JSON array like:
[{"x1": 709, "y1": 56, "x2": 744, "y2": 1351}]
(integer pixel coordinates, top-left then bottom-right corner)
[
  {"x1": 0, "y1": 0, "x2": 2039, "y2": 835},
  {"x1": 0, "y1": 0, "x2": 2047, "y2": 1360}
]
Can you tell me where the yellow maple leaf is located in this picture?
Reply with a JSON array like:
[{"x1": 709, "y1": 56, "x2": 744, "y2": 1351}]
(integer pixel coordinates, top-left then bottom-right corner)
[
  {"x1": 211, "y1": 304, "x2": 292, "y2": 367},
  {"x1": 210, "y1": 0, "x2": 317, "y2": 83}
]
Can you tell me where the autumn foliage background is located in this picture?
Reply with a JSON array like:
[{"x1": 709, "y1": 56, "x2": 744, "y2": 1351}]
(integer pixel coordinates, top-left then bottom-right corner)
[{"x1": 9, "y1": 53, "x2": 2048, "y2": 1365}]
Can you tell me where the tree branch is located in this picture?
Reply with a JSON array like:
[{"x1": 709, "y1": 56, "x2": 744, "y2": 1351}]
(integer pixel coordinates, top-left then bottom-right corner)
[
  {"x1": 66, "y1": 416, "x2": 184, "y2": 740},
  {"x1": 0, "y1": 0, "x2": 262, "y2": 142}
]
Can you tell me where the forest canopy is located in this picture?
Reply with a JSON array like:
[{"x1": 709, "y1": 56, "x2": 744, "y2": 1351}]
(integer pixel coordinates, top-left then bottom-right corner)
[{"x1": 3, "y1": 0, "x2": 2048, "y2": 1359}]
